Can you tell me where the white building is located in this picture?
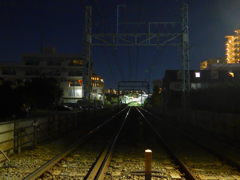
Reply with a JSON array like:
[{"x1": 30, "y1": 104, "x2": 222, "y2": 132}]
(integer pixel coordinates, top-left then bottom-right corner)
[{"x1": 0, "y1": 47, "x2": 104, "y2": 104}]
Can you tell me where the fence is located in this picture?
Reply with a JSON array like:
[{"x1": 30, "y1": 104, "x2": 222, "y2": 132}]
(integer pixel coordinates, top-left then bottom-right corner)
[
  {"x1": 0, "y1": 112, "x2": 82, "y2": 162},
  {"x1": 162, "y1": 109, "x2": 240, "y2": 141}
]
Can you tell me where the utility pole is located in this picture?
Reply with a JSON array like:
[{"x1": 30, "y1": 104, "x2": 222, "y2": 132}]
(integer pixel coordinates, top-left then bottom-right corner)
[
  {"x1": 181, "y1": 3, "x2": 190, "y2": 109},
  {"x1": 83, "y1": 6, "x2": 92, "y2": 106}
]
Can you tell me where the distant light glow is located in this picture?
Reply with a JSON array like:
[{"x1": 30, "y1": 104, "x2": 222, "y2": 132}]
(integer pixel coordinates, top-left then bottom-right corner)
[
  {"x1": 229, "y1": 72, "x2": 234, "y2": 77},
  {"x1": 195, "y1": 72, "x2": 200, "y2": 78}
]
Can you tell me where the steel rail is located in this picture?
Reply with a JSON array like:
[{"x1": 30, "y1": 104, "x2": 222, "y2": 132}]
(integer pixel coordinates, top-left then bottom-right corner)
[
  {"x1": 136, "y1": 107, "x2": 197, "y2": 180},
  {"x1": 93, "y1": 107, "x2": 131, "y2": 180},
  {"x1": 139, "y1": 107, "x2": 240, "y2": 172},
  {"x1": 23, "y1": 106, "x2": 129, "y2": 180}
]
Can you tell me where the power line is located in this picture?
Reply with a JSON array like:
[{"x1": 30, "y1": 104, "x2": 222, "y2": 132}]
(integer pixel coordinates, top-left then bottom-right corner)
[
  {"x1": 93, "y1": 0, "x2": 125, "y2": 82},
  {"x1": 144, "y1": 3, "x2": 182, "y2": 81},
  {"x1": 135, "y1": 0, "x2": 143, "y2": 81},
  {"x1": 123, "y1": 0, "x2": 132, "y2": 81},
  {"x1": 80, "y1": 0, "x2": 118, "y2": 84}
]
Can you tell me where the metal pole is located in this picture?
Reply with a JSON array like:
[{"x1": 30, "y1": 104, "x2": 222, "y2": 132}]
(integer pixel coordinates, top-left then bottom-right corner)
[
  {"x1": 181, "y1": 3, "x2": 190, "y2": 109},
  {"x1": 33, "y1": 120, "x2": 38, "y2": 147},
  {"x1": 83, "y1": 6, "x2": 92, "y2": 107},
  {"x1": 73, "y1": 84, "x2": 75, "y2": 104},
  {"x1": 118, "y1": 82, "x2": 119, "y2": 108},
  {"x1": 145, "y1": 149, "x2": 152, "y2": 180},
  {"x1": 117, "y1": 5, "x2": 125, "y2": 45}
]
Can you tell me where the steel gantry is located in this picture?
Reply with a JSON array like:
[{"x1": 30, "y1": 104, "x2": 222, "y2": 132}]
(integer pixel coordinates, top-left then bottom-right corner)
[
  {"x1": 181, "y1": 4, "x2": 190, "y2": 107},
  {"x1": 118, "y1": 81, "x2": 150, "y2": 107},
  {"x1": 83, "y1": 3, "x2": 190, "y2": 106}
]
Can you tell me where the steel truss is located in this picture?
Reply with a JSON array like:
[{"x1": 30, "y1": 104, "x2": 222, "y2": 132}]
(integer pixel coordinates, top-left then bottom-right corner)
[
  {"x1": 83, "y1": 4, "x2": 190, "y2": 106},
  {"x1": 118, "y1": 81, "x2": 150, "y2": 107}
]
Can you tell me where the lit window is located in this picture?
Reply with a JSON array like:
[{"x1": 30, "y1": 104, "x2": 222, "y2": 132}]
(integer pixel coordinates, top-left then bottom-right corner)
[
  {"x1": 191, "y1": 83, "x2": 201, "y2": 90},
  {"x1": 217, "y1": 60, "x2": 219, "y2": 63},
  {"x1": 73, "y1": 60, "x2": 83, "y2": 66},
  {"x1": 159, "y1": 88, "x2": 162, "y2": 93},
  {"x1": 195, "y1": 72, "x2": 200, "y2": 78}
]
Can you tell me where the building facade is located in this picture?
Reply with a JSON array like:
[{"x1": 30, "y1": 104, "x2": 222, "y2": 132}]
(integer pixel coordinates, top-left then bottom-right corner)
[
  {"x1": 200, "y1": 27, "x2": 240, "y2": 70},
  {"x1": 225, "y1": 28, "x2": 240, "y2": 63},
  {"x1": 163, "y1": 69, "x2": 237, "y2": 108},
  {"x1": 0, "y1": 47, "x2": 104, "y2": 104},
  {"x1": 200, "y1": 58, "x2": 226, "y2": 70}
]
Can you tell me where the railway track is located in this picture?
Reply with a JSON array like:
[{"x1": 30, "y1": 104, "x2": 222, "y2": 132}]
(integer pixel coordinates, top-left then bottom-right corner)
[
  {"x1": 29, "y1": 107, "x2": 188, "y2": 180},
  {"x1": 0, "y1": 107, "x2": 127, "y2": 179},
  {"x1": 138, "y1": 107, "x2": 240, "y2": 180},
  {"x1": 2, "y1": 106, "x2": 240, "y2": 180}
]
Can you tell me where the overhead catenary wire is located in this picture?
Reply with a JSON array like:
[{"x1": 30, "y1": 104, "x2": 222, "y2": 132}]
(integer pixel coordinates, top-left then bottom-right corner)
[
  {"x1": 144, "y1": 2, "x2": 183, "y2": 81},
  {"x1": 80, "y1": 0, "x2": 118, "y2": 85},
  {"x1": 93, "y1": 0, "x2": 126, "y2": 82},
  {"x1": 123, "y1": 0, "x2": 132, "y2": 81},
  {"x1": 135, "y1": 0, "x2": 143, "y2": 81}
]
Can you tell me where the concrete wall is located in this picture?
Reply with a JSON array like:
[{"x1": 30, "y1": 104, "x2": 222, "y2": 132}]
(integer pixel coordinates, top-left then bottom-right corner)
[{"x1": 0, "y1": 122, "x2": 14, "y2": 161}]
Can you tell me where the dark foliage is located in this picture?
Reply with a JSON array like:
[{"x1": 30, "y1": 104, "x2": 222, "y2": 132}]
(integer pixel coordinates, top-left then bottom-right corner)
[
  {"x1": 25, "y1": 77, "x2": 63, "y2": 109},
  {"x1": 151, "y1": 85, "x2": 162, "y2": 107},
  {"x1": 0, "y1": 77, "x2": 63, "y2": 118}
]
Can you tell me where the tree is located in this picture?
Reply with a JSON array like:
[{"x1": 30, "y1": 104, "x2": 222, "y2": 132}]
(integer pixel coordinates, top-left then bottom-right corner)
[
  {"x1": 25, "y1": 77, "x2": 63, "y2": 109},
  {"x1": 152, "y1": 79, "x2": 162, "y2": 89},
  {"x1": 151, "y1": 85, "x2": 162, "y2": 107},
  {"x1": 0, "y1": 81, "x2": 15, "y2": 117}
]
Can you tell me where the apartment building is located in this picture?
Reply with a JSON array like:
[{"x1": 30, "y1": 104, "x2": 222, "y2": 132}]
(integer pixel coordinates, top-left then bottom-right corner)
[
  {"x1": 91, "y1": 74, "x2": 104, "y2": 101},
  {"x1": 0, "y1": 47, "x2": 104, "y2": 104},
  {"x1": 225, "y1": 28, "x2": 240, "y2": 63},
  {"x1": 200, "y1": 27, "x2": 240, "y2": 70}
]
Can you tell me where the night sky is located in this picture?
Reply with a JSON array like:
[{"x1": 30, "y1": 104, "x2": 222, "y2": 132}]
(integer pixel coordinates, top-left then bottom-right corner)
[{"x1": 1, "y1": 0, "x2": 240, "y2": 90}]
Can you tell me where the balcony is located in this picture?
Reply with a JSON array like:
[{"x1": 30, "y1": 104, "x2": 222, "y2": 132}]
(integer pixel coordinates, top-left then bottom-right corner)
[
  {"x1": 61, "y1": 72, "x2": 68, "y2": 77},
  {"x1": 25, "y1": 71, "x2": 40, "y2": 76},
  {"x1": 39, "y1": 61, "x2": 47, "y2": 66},
  {"x1": 61, "y1": 62, "x2": 69, "y2": 67},
  {"x1": 16, "y1": 71, "x2": 25, "y2": 76},
  {"x1": 68, "y1": 71, "x2": 82, "y2": 76},
  {"x1": 2, "y1": 70, "x2": 16, "y2": 75},
  {"x1": 25, "y1": 60, "x2": 39, "y2": 66}
]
